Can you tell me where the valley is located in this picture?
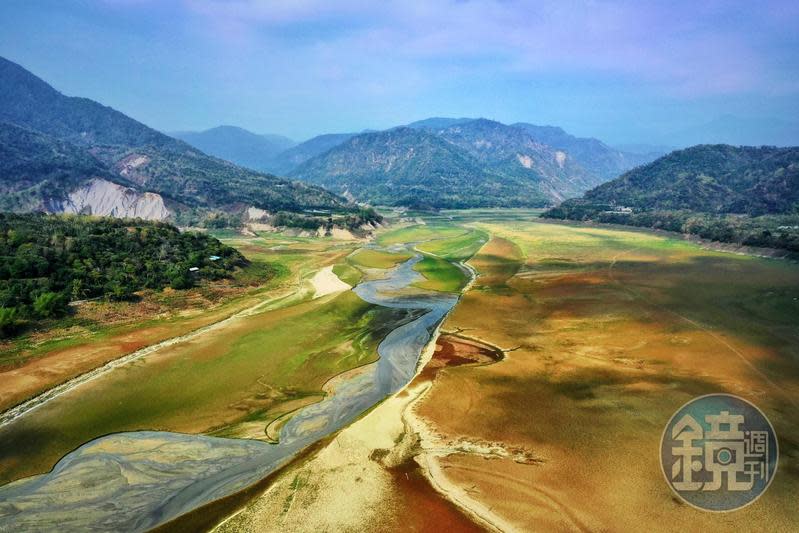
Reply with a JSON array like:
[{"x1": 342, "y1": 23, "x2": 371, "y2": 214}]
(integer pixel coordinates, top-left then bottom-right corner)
[
  {"x1": 211, "y1": 211, "x2": 799, "y2": 532},
  {"x1": 1, "y1": 3, "x2": 798, "y2": 531},
  {"x1": 0, "y1": 219, "x2": 472, "y2": 530},
  {"x1": 0, "y1": 1, "x2": 797, "y2": 530},
  {"x1": 0, "y1": 210, "x2": 797, "y2": 532}
]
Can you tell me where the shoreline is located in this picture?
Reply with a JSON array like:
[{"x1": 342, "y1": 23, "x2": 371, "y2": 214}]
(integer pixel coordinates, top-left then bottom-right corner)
[
  {"x1": 209, "y1": 254, "x2": 517, "y2": 532},
  {"x1": 0, "y1": 281, "x2": 304, "y2": 431},
  {"x1": 535, "y1": 216, "x2": 796, "y2": 260}
]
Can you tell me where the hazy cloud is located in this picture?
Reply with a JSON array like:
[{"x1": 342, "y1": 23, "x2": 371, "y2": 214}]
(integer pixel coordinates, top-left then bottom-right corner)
[{"x1": 1, "y1": 0, "x2": 796, "y2": 141}]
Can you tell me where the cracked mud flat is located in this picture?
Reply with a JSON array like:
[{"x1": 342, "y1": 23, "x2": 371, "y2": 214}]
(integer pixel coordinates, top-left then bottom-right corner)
[{"x1": 0, "y1": 252, "x2": 457, "y2": 532}]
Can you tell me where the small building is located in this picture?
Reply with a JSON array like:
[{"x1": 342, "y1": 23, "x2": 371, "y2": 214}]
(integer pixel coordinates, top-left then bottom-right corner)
[{"x1": 188, "y1": 267, "x2": 200, "y2": 273}]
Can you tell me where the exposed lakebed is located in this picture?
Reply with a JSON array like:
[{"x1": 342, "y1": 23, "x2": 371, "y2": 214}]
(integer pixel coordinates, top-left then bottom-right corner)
[{"x1": 0, "y1": 252, "x2": 459, "y2": 531}]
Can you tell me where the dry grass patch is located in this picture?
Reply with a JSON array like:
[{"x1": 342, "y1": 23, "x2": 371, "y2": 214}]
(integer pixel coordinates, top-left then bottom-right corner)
[{"x1": 413, "y1": 219, "x2": 799, "y2": 531}]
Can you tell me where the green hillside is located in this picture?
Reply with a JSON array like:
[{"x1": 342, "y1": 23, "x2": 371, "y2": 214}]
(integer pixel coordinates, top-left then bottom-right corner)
[
  {"x1": 581, "y1": 144, "x2": 799, "y2": 214},
  {"x1": 543, "y1": 145, "x2": 799, "y2": 252},
  {"x1": 0, "y1": 56, "x2": 349, "y2": 216},
  {"x1": 0, "y1": 213, "x2": 245, "y2": 337},
  {"x1": 290, "y1": 127, "x2": 550, "y2": 208}
]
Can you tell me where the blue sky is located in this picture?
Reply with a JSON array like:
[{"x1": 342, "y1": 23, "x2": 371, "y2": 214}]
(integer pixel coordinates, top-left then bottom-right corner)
[{"x1": 1, "y1": 0, "x2": 797, "y2": 144}]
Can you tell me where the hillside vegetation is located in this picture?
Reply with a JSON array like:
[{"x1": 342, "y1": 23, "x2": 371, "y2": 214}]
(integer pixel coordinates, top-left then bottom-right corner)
[
  {"x1": 0, "y1": 213, "x2": 244, "y2": 336},
  {"x1": 0, "y1": 122, "x2": 114, "y2": 212},
  {"x1": 583, "y1": 144, "x2": 799, "y2": 214},
  {"x1": 290, "y1": 127, "x2": 551, "y2": 208},
  {"x1": 289, "y1": 119, "x2": 660, "y2": 208},
  {"x1": 0, "y1": 56, "x2": 350, "y2": 219},
  {"x1": 543, "y1": 145, "x2": 799, "y2": 251}
]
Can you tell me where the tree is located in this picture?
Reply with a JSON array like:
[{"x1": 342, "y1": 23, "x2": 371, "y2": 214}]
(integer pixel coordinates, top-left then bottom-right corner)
[
  {"x1": 32, "y1": 292, "x2": 67, "y2": 319},
  {"x1": 0, "y1": 307, "x2": 20, "y2": 338},
  {"x1": 168, "y1": 267, "x2": 194, "y2": 290}
]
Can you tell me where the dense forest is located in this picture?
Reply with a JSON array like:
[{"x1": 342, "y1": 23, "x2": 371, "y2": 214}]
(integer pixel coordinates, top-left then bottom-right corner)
[
  {"x1": 0, "y1": 213, "x2": 245, "y2": 337},
  {"x1": 171, "y1": 206, "x2": 383, "y2": 234}
]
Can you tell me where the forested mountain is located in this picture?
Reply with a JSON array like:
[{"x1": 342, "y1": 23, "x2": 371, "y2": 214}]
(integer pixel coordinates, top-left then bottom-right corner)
[
  {"x1": 289, "y1": 118, "x2": 645, "y2": 207},
  {"x1": 290, "y1": 127, "x2": 551, "y2": 208},
  {"x1": 581, "y1": 145, "x2": 799, "y2": 214},
  {"x1": 173, "y1": 126, "x2": 295, "y2": 172},
  {"x1": 511, "y1": 122, "x2": 661, "y2": 180},
  {"x1": 543, "y1": 145, "x2": 799, "y2": 252},
  {"x1": 267, "y1": 118, "x2": 660, "y2": 196},
  {"x1": 0, "y1": 57, "x2": 350, "y2": 220},
  {"x1": 0, "y1": 122, "x2": 115, "y2": 212},
  {"x1": 266, "y1": 132, "x2": 359, "y2": 174},
  {"x1": 430, "y1": 118, "x2": 602, "y2": 200}
]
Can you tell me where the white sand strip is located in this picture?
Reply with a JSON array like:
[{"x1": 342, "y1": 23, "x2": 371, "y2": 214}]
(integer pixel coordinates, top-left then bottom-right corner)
[{"x1": 310, "y1": 265, "x2": 351, "y2": 299}]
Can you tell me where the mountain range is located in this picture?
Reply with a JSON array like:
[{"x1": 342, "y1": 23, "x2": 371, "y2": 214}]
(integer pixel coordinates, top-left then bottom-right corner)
[
  {"x1": 289, "y1": 126, "x2": 552, "y2": 208},
  {"x1": 174, "y1": 116, "x2": 663, "y2": 208},
  {"x1": 284, "y1": 118, "x2": 661, "y2": 207},
  {"x1": 0, "y1": 56, "x2": 349, "y2": 222},
  {"x1": 266, "y1": 132, "x2": 359, "y2": 175},
  {"x1": 580, "y1": 144, "x2": 799, "y2": 215},
  {"x1": 15, "y1": 53, "x2": 793, "y2": 219},
  {"x1": 542, "y1": 145, "x2": 799, "y2": 252},
  {"x1": 171, "y1": 126, "x2": 295, "y2": 172}
]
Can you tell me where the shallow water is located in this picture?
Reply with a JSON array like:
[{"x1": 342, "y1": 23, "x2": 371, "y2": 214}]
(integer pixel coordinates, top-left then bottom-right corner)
[{"x1": 0, "y1": 252, "x2": 459, "y2": 532}]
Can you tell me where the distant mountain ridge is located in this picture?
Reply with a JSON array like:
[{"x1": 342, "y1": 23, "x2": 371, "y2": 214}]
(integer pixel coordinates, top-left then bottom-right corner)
[
  {"x1": 0, "y1": 56, "x2": 349, "y2": 221},
  {"x1": 406, "y1": 117, "x2": 476, "y2": 130},
  {"x1": 542, "y1": 144, "x2": 799, "y2": 252},
  {"x1": 581, "y1": 144, "x2": 799, "y2": 215},
  {"x1": 172, "y1": 126, "x2": 295, "y2": 172},
  {"x1": 511, "y1": 122, "x2": 659, "y2": 181},
  {"x1": 287, "y1": 118, "x2": 662, "y2": 207},
  {"x1": 290, "y1": 127, "x2": 551, "y2": 208},
  {"x1": 185, "y1": 117, "x2": 663, "y2": 202},
  {"x1": 266, "y1": 132, "x2": 359, "y2": 175}
]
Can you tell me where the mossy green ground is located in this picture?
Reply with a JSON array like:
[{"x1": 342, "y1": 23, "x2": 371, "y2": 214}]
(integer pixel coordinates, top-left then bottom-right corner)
[
  {"x1": 413, "y1": 255, "x2": 467, "y2": 292},
  {"x1": 0, "y1": 232, "x2": 410, "y2": 484},
  {"x1": 375, "y1": 224, "x2": 488, "y2": 292},
  {"x1": 332, "y1": 263, "x2": 362, "y2": 285},
  {"x1": 416, "y1": 228, "x2": 488, "y2": 261},
  {"x1": 347, "y1": 248, "x2": 412, "y2": 269},
  {"x1": 376, "y1": 224, "x2": 468, "y2": 246}
]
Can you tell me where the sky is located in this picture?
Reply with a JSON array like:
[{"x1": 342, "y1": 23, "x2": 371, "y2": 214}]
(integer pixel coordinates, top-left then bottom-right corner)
[{"x1": 1, "y1": 0, "x2": 797, "y2": 145}]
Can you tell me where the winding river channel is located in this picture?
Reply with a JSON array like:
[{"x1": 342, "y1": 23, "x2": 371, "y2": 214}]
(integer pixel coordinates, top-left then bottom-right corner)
[{"x1": 0, "y1": 251, "x2": 460, "y2": 531}]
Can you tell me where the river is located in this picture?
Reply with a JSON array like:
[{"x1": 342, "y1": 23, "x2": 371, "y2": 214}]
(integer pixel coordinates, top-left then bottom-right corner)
[{"x1": 0, "y1": 251, "x2": 460, "y2": 531}]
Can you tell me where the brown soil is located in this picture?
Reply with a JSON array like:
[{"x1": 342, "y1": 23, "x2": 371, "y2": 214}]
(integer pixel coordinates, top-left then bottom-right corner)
[{"x1": 409, "y1": 225, "x2": 799, "y2": 532}]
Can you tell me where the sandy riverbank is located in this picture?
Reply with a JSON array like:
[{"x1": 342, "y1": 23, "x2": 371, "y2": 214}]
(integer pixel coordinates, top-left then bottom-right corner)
[
  {"x1": 214, "y1": 334, "x2": 505, "y2": 533},
  {"x1": 310, "y1": 265, "x2": 351, "y2": 298}
]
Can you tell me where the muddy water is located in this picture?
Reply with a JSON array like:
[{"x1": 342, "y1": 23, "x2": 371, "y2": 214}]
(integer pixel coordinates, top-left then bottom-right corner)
[{"x1": 0, "y1": 253, "x2": 459, "y2": 532}]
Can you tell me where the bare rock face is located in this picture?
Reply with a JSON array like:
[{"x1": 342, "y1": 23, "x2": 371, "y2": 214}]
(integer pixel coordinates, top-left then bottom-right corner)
[
  {"x1": 246, "y1": 206, "x2": 270, "y2": 221},
  {"x1": 54, "y1": 178, "x2": 170, "y2": 220},
  {"x1": 115, "y1": 153, "x2": 152, "y2": 186}
]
